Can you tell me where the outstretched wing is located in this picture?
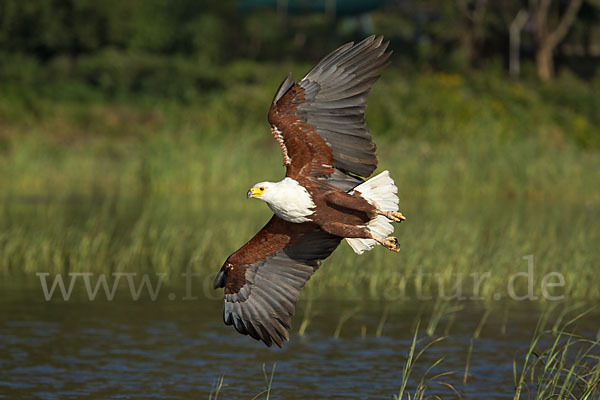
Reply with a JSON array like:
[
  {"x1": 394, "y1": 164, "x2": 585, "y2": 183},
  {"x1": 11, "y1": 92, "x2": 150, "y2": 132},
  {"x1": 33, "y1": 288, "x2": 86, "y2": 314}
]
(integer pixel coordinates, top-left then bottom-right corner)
[
  {"x1": 213, "y1": 216, "x2": 342, "y2": 347},
  {"x1": 268, "y1": 35, "x2": 391, "y2": 189}
]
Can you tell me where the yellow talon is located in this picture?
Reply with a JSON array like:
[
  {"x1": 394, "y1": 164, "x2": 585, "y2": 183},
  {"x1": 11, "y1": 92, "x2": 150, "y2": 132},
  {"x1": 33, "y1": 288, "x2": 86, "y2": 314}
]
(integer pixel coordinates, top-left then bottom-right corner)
[
  {"x1": 377, "y1": 237, "x2": 401, "y2": 252},
  {"x1": 381, "y1": 211, "x2": 406, "y2": 222}
]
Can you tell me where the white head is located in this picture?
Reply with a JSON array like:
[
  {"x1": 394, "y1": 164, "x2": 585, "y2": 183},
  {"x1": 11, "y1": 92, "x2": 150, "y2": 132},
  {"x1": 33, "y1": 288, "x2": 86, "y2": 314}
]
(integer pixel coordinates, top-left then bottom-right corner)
[
  {"x1": 245, "y1": 178, "x2": 316, "y2": 223},
  {"x1": 246, "y1": 181, "x2": 276, "y2": 202}
]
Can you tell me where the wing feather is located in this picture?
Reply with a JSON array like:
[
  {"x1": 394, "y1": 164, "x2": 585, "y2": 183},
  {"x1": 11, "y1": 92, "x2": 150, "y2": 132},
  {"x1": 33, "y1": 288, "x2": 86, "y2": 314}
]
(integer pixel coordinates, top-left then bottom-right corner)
[
  {"x1": 242, "y1": 303, "x2": 263, "y2": 341},
  {"x1": 268, "y1": 35, "x2": 390, "y2": 185},
  {"x1": 214, "y1": 216, "x2": 342, "y2": 347}
]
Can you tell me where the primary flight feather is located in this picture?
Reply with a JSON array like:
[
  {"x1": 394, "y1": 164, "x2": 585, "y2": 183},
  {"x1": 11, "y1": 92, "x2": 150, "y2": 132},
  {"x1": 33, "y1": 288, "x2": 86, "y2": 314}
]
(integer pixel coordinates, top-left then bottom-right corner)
[{"x1": 213, "y1": 35, "x2": 405, "y2": 347}]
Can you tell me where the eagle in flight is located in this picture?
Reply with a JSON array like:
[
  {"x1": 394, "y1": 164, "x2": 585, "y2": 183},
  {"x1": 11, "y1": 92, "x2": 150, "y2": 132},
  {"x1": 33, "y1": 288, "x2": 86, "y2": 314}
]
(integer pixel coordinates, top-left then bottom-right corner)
[{"x1": 214, "y1": 35, "x2": 405, "y2": 347}]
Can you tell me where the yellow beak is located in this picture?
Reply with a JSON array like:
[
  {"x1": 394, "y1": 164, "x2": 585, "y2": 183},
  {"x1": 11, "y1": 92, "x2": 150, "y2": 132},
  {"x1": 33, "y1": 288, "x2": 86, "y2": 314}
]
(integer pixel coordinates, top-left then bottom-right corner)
[{"x1": 247, "y1": 187, "x2": 263, "y2": 198}]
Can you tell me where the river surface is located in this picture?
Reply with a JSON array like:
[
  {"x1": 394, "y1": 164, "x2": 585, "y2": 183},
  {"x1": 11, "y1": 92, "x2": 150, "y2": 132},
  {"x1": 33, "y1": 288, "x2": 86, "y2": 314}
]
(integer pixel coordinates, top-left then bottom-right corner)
[{"x1": 1, "y1": 280, "x2": 598, "y2": 399}]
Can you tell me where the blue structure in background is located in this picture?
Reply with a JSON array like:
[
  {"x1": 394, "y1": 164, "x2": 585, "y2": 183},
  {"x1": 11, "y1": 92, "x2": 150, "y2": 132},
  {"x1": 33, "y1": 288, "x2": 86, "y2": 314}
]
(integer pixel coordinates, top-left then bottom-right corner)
[{"x1": 238, "y1": 0, "x2": 388, "y2": 16}]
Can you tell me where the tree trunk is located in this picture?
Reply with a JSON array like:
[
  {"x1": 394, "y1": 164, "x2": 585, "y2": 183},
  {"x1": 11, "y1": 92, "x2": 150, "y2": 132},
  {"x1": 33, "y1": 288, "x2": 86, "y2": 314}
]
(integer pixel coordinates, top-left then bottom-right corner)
[
  {"x1": 459, "y1": 28, "x2": 475, "y2": 66},
  {"x1": 536, "y1": 44, "x2": 554, "y2": 81},
  {"x1": 509, "y1": 9, "x2": 529, "y2": 78},
  {"x1": 457, "y1": 0, "x2": 488, "y2": 67},
  {"x1": 531, "y1": 0, "x2": 583, "y2": 81}
]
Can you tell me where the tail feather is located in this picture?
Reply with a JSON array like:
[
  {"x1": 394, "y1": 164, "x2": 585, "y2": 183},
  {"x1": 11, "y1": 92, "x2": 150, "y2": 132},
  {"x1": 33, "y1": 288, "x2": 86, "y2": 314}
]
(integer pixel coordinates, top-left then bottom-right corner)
[{"x1": 345, "y1": 170, "x2": 399, "y2": 255}]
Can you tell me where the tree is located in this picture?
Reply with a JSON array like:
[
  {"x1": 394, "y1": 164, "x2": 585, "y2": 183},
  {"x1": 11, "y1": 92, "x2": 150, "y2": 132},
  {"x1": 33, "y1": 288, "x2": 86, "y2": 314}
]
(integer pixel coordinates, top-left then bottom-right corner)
[
  {"x1": 509, "y1": 9, "x2": 529, "y2": 78},
  {"x1": 457, "y1": 0, "x2": 489, "y2": 67},
  {"x1": 530, "y1": 0, "x2": 584, "y2": 80}
]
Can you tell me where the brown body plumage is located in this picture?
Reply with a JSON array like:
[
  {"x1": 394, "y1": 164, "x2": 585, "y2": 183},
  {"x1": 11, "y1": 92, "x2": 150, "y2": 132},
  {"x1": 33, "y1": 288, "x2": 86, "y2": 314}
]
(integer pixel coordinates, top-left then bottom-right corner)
[{"x1": 213, "y1": 36, "x2": 405, "y2": 347}]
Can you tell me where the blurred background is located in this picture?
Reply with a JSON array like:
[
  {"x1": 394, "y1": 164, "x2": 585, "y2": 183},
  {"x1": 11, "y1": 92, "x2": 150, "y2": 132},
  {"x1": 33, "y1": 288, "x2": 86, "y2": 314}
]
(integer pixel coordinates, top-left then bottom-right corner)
[{"x1": 1, "y1": 1, "x2": 600, "y2": 398}]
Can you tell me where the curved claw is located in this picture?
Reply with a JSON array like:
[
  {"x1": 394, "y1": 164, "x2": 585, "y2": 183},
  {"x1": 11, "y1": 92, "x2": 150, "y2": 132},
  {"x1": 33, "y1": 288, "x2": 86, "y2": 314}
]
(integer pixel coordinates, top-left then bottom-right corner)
[
  {"x1": 387, "y1": 211, "x2": 406, "y2": 222},
  {"x1": 377, "y1": 236, "x2": 401, "y2": 252}
]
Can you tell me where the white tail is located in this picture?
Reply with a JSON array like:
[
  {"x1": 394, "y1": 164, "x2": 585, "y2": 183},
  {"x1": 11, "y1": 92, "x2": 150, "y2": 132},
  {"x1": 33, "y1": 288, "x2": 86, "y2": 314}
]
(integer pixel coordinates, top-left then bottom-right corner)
[{"x1": 345, "y1": 170, "x2": 399, "y2": 255}]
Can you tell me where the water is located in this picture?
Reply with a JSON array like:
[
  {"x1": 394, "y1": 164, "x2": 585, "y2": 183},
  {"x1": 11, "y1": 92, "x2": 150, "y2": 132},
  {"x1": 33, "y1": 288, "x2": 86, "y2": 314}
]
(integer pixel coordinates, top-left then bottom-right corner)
[{"x1": 2, "y1": 281, "x2": 598, "y2": 399}]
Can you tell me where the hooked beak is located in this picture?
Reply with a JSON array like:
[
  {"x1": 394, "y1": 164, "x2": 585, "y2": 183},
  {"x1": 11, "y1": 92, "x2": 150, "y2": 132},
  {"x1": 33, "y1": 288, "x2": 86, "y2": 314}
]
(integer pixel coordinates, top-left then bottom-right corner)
[{"x1": 247, "y1": 187, "x2": 262, "y2": 199}]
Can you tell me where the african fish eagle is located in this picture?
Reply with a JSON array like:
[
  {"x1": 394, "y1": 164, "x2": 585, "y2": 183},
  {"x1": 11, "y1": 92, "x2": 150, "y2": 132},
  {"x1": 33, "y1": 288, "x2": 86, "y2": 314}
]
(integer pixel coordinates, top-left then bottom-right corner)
[{"x1": 214, "y1": 35, "x2": 405, "y2": 347}]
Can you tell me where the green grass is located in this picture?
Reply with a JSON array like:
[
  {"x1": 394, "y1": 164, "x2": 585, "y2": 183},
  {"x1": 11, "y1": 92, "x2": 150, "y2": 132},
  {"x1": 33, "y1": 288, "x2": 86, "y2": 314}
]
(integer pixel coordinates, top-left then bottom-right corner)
[
  {"x1": 393, "y1": 321, "x2": 454, "y2": 400},
  {"x1": 204, "y1": 307, "x2": 600, "y2": 399},
  {"x1": 1, "y1": 67, "x2": 599, "y2": 301},
  {"x1": 512, "y1": 307, "x2": 600, "y2": 400}
]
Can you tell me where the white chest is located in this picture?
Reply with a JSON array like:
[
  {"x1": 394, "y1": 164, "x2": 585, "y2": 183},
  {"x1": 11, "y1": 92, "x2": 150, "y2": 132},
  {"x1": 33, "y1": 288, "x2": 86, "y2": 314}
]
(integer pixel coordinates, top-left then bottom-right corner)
[{"x1": 263, "y1": 178, "x2": 316, "y2": 223}]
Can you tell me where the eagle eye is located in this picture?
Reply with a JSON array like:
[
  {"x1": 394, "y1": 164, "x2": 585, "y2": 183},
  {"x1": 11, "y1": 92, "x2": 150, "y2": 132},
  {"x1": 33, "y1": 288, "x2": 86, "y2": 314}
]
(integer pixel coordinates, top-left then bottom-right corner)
[{"x1": 259, "y1": 187, "x2": 265, "y2": 191}]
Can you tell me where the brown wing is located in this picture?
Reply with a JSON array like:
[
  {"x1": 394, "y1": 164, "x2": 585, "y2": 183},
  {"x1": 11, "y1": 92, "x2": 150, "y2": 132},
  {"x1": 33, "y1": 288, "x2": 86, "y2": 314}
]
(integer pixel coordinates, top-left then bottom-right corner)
[
  {"x1": 268, "y1": 35, "x2": 391, "y2": 190},
  {"x1": 213, "y1": 216, "x2": 342, "y2": 347}
]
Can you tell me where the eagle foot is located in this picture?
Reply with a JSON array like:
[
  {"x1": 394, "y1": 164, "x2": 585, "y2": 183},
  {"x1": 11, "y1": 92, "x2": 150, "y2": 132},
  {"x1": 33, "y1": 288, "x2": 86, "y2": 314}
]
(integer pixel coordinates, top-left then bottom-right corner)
[
  {"x1": 377, "y1": 236, "x2": 401, "y2": 252},
  {"x1": 379, "y1": 211, "x2": 406, "y2": 222}
]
